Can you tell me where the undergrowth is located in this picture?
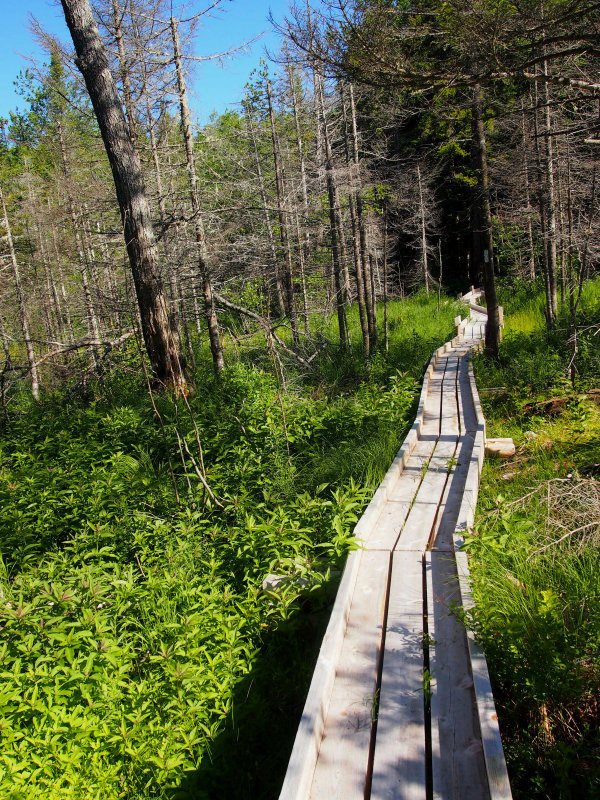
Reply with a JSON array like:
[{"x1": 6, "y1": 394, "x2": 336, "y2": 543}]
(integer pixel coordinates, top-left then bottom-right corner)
[
  {"x1": 0, "y1": 293, "x2": 461, "y2": 799},
  {"x1": 470, "y1": 276, "x2": 600, "y2": 799}
]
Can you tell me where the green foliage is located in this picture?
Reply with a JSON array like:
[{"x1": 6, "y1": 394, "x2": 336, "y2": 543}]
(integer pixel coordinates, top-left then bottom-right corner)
[{"x1": 0, "y1": 292, "x2": 461, "y2": 798}]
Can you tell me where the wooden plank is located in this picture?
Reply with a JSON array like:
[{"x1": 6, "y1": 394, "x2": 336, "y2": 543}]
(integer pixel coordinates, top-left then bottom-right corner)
[
  {"x1": 452, "y1": 443, "x2": 483, "y2": 551},
  {"x1": 457, "y1": 355, "x2": 478, "y2": 435},
  {"x1": 455, "y1": 552, "x2": 512, "y2": 800},
  {"x1": 370, "y1": 552, "x2": 427, "y2": 800},
  {"x1": 421, "y1": 377, "x2": 443, "y2": 436},
  {"x1": 435, "y1": 352, "x2": 478, "y2": 551},
  {"x1": 396, "y1": 436, "x2": 458, "y2": 552},
  {"x1": 279, "y1": 550, "x2": 364, "y2": 800},
  {"x1": 427, "y1": 553, "x2": 491, "y2": 800},
  {"x1": 369, "y1": 439, "x2": 438, "y2": 551},
  {"x1": 430, "y1": 435, "x2": 473, "y2": 552},
  {"x1": 309, "y1": 551, "x2": 390, "y2": 800},
  {"x1": 440, "y1": 358, "x2": 459, "y2": 437}
]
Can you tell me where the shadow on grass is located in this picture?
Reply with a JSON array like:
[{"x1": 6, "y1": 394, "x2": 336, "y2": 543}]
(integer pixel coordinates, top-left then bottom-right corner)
[{"x1": 168, "y1": 581, "x2": 338, "y2": 800}]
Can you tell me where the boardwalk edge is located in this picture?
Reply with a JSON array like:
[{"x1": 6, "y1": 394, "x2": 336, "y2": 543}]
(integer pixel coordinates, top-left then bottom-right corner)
[{"x1": 453, "y1": 350, "x2": 512, "y2": 800}]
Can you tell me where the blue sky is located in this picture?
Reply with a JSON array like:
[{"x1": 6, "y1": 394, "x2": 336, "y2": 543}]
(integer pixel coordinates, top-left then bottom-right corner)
[{"x1": 0, "y1": 0, "x2": 292, "y2": 124}]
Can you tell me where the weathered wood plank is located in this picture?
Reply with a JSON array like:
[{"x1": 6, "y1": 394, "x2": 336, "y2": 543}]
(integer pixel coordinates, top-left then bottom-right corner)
[
  {"x1": 427, "y1": 552, "x2": 491, "y2": 800},
  {"x1": 370, "y1": 551, "x2": 427, "y2": 800},
  {"x1": 440, "y1": 357, "x2": 459, "y2": 437},
  {"x1": 368, "y1": 439, "x2": 438, "y2": 551},
  {"x1": 434, "y1": 352, "x2": 477, "y2": 551},
  {"x1": 309, "y1": 551, "x2": 390, "y2": 800},
  {"x1": 279, "y1": 549, "x2": 364, "y2": 800},
  {"x1": 457, "y1": 355, "x2": 478, "y2": 435},
  {"x1": 395, "y1": 436, "x2": 458, "y2": 552},
  {"x1": 354, "y1": 348, "x2": 442, "y2": 547},
  {"x1": 455, "y1": 552, "x2": 512, "y2": 800},
  {"x1": 430, "y1": 436, "x2": 473, "y2": 551}
]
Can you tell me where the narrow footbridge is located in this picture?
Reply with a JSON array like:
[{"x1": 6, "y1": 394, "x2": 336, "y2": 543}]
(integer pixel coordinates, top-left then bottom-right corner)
[{"x1": 280, "y1": 294, "x2": 512, "y2": 800}]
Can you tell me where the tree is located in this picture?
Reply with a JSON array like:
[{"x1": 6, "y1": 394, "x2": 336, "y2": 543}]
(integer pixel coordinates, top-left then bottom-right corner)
[
  {"x1": 0, "y1": 183, "x2": 40, "y2": 399},
  {"x1": 169, "y1": 12, "x2": 224, "y2": 374},
  {"x1": 60, "y1": 0, "x2": 188, "y2": 392}
]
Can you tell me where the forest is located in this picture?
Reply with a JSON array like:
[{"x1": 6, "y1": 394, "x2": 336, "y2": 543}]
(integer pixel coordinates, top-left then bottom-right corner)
[{"x1": 0, "y1": 0, "x2": 599, "y2": 797}]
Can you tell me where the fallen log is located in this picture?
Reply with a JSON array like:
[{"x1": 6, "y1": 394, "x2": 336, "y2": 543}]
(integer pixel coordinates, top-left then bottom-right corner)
[{"x1": 522, "y1": 390, "x2": 600, "y2": 416}]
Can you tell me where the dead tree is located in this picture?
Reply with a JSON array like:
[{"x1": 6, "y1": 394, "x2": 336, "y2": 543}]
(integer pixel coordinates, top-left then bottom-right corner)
[
  {"x1": 169, "y1": 13, "x2": 224, "y2": 374},
  {"x1": 60, "y1": 0, "x2": 188, "y2": 392},
  {"x1": 0, "y1": 185, "x2": 40, "y2": 399}
]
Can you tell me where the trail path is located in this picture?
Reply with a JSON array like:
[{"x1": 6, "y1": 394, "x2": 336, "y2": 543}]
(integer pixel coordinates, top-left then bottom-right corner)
[{"x1": 280, "y1": 298, "x2": 512, "y2": 800}]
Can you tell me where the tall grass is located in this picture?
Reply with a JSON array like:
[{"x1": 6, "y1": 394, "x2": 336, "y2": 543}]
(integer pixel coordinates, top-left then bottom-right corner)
[{"x1": 470, "y1": 276, "x2": 600, "y2": 799}]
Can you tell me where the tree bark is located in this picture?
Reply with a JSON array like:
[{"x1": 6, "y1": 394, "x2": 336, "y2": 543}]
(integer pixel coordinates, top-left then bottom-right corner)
[
  {"x1": 471, "y1": 84, "x2": 500, "y2": 359},
  {"x1": 541, "y1": 60, "x2": 559, "y2": 324},
  {"x1": 383, "y1": 202, "x2": 389, "y2": 352},
  {"x1": 111, "y1": 0, "x2": 138, "y2": 147},
  {"x1": 265, "y1": 76, "x2": 300, "y2": 348},
  {"x1": 315, "y1": 73, "x2": 347, "y2": 350},
  {"x1": 520, "y1": 98, "x2": 536, "y2": 280},
  {"x1": 170, "y1": 14, "x2": 224, "y2": 374},
  {"x1": 60, "y1": 0, "x2": 187, "y2": 391},
  {"x1": 417, "y1": 163, "x2": 430, "y2": 293},
  {"x1": 349, "y1": 84, "x2": 377, "y2": 348},
  {"x1": 0, "y1": 185, "x2": 40, "y2": 399},
  {"x1": 245, "y1": 107, "x2": 286, "y2": 316},
  {"x1": 341, "y1": 86, "x2": 369, "y2": 357},
  {"x1": 286, "y1": 62, "x2": 312, "y2": 333}
]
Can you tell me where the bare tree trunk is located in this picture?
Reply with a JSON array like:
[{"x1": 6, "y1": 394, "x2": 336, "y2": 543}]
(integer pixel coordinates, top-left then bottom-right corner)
[
  {"x1": 0, "y1": 312, "x2": 12, "y2": 416},
  {"x1": 555, "y1": 142, "x2": 567, "y2": 310},
  {"x1": 58, "y1": 120, "x2": 102, "y2": 363},
  {"x1": 566, "y1": 138, "x2": 576, "y2": 385},
  {"x1": 265, "y1": 76, "x2": 300, "y2": 348},
  {"x1": 417, "y1": 163, "x2": 430, "y2": 293},
  {"x1": 245, "y1": 108, "x2": 286, "y2": 316},
  {"x1": 111, "y1": 0, "x2": 138, "y2": 147},
  {"x1": 368, "y1": 252, "x2": 377, "y2": 336},
  {"x1": 520, "y1": 99, "x2": 536, "y2": 280},
  {"x1": 540, "y1": 62, "x2": 559, "y2": 325},
  {"x1": 24, "y1": 170, "x2": 64, "y2": 343},
  {"x1": 96, "y1": 216, "x2": 122, "y2": 332},
  {"x1": 292, "y1": 200, "x2": 311, "y2": 336},
  {"x1": 285, "y1": 64, "x2": 319, "y2": 324},
  {"x1": 569, "y1": 157, "x2": 596, "y2": 385},
  {"x1": 471, "y1": 84, "x2": 500, "y2": 359},
  {"x1": 437, "y1": 238, "x2": 443, "y2": 312},
  {"x1": 349, "y1": 84, "x2": 376, "y2": 348},
  {"x1": 82, "y1": 203, "x2": 107, "y2": 335},
  {"x1": 383, "y1": 203, "x2": 389, "y2": 353},
  {"x1": 138, "y1": 45, "x2": 195, "y2": 369},
  {"x1": 532, "y1": 82, "x2": 553, "y2": 319},
  {"x1": 60, "y1": 0, "x2": 187, "y2": 391},
  {"x1": 315, "y1": 73, "x2": 347, "y2": 350},
  {"x1": 286, "y1": 61, "x2": 312, "y2": 252},
  {"x1": 48, "y1": 201, "x2": 75, "y2": 343},
  {"x1": 0, "y1": 185, "x2": 40, "y2": 399},
  {"x1": 169, "y1": 14, "x2": 223, "y2": 374},
  {"x1": 341, "y1": 83, "x2": 369, "y2": 357}
]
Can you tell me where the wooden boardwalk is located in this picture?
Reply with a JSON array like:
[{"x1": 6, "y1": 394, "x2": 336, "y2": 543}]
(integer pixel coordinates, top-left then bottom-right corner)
[{"x1": 280, "y1": 299, "x2": 512, "y2": 800}]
